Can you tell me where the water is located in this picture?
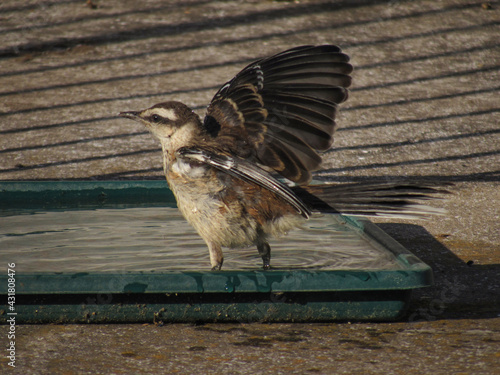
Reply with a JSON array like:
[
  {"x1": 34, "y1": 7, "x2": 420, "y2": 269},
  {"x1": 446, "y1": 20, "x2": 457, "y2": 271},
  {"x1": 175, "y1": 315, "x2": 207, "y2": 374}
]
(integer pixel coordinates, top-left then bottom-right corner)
[{"x1": 0, "y1": 207, "x2": 400, "y2": 272}]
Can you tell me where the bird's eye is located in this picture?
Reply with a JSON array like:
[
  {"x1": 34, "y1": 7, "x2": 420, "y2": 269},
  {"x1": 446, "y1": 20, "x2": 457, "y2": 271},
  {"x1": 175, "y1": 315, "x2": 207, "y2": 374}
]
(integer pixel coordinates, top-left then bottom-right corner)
[{"x1": 151, "y1": 114, "x2": 161, "y2": 122}]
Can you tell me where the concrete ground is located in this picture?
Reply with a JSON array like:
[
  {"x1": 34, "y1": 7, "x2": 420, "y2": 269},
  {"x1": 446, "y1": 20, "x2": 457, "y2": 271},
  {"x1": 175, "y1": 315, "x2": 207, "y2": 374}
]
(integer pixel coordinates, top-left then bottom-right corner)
[{"x1": 0, "y1": 0, "x2": 499, "y2": 373}]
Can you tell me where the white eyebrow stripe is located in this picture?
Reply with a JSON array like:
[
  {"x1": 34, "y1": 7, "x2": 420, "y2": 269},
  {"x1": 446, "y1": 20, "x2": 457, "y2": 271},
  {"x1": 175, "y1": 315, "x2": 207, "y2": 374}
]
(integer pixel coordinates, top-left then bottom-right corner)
[{"x1": 145, "y1": 107, "x2": 178, "y2": 121}]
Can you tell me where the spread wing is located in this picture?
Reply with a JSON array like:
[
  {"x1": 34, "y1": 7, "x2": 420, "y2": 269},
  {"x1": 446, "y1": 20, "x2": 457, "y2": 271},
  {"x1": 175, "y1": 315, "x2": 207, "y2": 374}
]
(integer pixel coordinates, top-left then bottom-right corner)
[
  {"x1": 176, "y1": 147, "x2": 312, "y2": 218},
  {"x1": 203, "y1": 45, "x2": 352, "y2": 185}
]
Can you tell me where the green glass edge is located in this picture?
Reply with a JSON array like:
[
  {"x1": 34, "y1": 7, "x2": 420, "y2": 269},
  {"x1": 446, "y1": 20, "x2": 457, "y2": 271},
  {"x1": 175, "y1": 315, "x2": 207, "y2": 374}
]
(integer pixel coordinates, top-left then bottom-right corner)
[{"x1": 0, "y1": 181, "x2": 433, "y2": 294}]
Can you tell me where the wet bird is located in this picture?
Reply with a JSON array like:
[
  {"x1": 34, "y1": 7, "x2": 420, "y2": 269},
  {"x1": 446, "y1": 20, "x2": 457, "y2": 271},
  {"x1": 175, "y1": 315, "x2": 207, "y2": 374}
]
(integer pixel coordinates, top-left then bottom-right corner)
[{"x1": 120, "y1": 45, "x2": 445, "y2": 270}]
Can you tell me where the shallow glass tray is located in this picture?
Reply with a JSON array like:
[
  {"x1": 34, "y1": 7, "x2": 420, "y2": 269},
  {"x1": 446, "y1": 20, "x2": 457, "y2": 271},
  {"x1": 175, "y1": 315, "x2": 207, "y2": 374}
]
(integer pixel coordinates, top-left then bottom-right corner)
[{"x1": 0, "y1": 181, "x2": 433, "y2": 323}]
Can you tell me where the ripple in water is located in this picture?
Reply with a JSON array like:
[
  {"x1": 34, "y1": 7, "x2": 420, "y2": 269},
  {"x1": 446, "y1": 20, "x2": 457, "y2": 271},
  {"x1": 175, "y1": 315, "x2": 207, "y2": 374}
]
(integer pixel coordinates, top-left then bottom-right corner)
[{"x1": 0, "y1": 207, "x2": 400, "y2": 272}]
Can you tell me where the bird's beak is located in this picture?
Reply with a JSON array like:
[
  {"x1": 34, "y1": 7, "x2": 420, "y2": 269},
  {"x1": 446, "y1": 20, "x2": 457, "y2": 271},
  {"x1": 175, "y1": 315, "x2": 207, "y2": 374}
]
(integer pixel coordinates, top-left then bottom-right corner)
[{"x1": 119, "y1": 111, "x2": 141, "y2": 121}]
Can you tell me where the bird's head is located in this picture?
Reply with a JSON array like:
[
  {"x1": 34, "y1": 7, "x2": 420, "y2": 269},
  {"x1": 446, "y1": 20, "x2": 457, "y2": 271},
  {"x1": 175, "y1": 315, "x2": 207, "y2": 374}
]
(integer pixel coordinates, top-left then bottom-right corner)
[{"x1": 120, "y1": 101, "x2": 201, "y2": 150}]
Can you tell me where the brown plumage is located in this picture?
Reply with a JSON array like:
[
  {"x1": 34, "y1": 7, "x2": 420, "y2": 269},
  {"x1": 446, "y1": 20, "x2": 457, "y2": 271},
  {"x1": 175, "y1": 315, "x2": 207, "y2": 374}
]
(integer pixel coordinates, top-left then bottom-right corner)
[
  {"x1": 120, "y1": 45, "x2": 447, "y2": 270},
  {"x1": 204, "y1": 45, "x2": 352, "y2": 184}
]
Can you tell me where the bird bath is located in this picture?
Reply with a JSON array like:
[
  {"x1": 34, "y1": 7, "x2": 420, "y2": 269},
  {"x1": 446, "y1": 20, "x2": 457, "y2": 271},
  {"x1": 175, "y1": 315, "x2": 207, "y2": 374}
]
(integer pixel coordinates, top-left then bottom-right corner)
[{"x1": 0, "y1": 181, "x2": 433, "y2": 323}]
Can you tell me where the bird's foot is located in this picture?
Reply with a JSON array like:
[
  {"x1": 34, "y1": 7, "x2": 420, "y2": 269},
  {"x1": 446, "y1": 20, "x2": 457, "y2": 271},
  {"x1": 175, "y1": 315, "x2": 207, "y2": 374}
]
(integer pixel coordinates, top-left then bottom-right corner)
[
  {"x1": 258, "y1": 242, "x2": 271, "y2": 271},
  {"x1": 211, "y1": 264, "x2": 222, "y2": 271}
]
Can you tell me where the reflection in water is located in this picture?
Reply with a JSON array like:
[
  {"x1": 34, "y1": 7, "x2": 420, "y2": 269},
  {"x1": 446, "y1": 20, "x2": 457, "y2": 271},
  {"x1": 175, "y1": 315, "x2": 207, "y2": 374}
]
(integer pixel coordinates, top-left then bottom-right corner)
[{"x1": 0, "y1": 208, "x2": 399, "y2": 272}]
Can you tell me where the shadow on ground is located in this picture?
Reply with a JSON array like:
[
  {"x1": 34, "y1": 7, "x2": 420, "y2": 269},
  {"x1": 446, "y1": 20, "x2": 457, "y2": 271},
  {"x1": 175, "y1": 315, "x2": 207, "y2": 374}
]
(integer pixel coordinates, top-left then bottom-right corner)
[{"x1": 377, "y1": 223, "x2": 500, "y2": 321}]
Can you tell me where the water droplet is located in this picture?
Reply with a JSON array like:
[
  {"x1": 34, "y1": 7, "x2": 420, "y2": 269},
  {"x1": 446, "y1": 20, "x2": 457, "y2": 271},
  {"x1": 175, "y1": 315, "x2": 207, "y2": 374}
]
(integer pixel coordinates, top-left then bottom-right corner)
[{"x1": 224, "y1": 281, "x2": 234, "y2": 292}]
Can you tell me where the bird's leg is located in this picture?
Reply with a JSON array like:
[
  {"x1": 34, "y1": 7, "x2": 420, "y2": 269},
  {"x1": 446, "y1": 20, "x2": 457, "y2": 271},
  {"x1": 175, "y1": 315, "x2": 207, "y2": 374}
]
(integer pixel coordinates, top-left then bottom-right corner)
[
  {"x1": 207, "y1": 242, "x2": 224, "y2": 271},
  {"x1": 257, "y1": 242, "x2": 271, "y2": 270}
]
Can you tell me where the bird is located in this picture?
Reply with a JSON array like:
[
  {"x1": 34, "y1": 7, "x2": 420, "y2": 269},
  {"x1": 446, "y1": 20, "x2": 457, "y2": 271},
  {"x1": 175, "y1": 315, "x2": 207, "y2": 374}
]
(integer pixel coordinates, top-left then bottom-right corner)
[{"x1": 120, "y1": 45, "x2": 447, "y2": 271}]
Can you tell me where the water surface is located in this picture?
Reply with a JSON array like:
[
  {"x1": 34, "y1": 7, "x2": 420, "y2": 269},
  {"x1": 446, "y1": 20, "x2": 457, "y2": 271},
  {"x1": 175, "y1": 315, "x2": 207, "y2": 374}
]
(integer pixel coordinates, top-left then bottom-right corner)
[{"x1": 0, "y1": 207, "x2": 400, "y2": 272}]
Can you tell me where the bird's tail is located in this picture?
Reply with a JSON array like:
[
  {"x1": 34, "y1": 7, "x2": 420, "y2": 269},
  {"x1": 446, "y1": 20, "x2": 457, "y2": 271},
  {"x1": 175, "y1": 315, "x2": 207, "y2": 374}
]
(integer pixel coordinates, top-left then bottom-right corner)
[{"x1": 292, "y1": 181, "x2": 451, "y2": 219}]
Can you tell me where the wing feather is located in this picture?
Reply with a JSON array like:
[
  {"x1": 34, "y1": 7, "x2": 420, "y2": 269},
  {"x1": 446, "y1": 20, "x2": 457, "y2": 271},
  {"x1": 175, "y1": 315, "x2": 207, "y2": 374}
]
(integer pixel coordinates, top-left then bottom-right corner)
[
  {"x1": 203, "y1": 45, "x2": 352, "y2": 184},
  {"x1": 176, "y1": 147, "x2": 311, "y2": 218}
]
